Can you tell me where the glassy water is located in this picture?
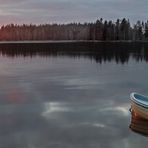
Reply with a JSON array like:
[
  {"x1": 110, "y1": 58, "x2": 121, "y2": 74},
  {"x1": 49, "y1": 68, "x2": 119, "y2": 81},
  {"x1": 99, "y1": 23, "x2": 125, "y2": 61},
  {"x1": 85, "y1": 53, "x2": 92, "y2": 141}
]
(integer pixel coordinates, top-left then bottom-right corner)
[{"x1": 0, "y1": 42, "x2": 148, "y2": 147}]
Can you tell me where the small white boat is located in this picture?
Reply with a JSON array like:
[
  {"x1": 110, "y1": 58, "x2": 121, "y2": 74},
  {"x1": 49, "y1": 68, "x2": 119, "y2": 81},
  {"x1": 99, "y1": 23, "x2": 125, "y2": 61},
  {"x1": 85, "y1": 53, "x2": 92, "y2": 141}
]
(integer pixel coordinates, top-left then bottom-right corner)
[{"x1": 130, "y1": 92, "x2": 148, "y2": 120}]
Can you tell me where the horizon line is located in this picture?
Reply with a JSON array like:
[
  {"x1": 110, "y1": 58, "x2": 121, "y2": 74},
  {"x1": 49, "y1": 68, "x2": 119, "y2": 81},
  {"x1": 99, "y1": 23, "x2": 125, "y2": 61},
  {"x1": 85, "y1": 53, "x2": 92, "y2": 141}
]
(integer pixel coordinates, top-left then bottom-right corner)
[{"x1": 0, "y1": 18, "x2": 147, "y2": 27}]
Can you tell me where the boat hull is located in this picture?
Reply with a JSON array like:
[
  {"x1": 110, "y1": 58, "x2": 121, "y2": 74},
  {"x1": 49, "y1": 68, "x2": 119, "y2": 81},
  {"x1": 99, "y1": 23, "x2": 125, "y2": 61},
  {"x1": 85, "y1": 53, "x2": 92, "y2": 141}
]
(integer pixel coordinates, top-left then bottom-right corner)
[
  {"x1": 130, "y1": 111, "x2": 148, "y2": 136},
  {"x1": 131, "y1": 101, "x2": 148, "y2": 120},
  {"x1": 130, "y1": 93, "x2": 148, "y2": 120}
]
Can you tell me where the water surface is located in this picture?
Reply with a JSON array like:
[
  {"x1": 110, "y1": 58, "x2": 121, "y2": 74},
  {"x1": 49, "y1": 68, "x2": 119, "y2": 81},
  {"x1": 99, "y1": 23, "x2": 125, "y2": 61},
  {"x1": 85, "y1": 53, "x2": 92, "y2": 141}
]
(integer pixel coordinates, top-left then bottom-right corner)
[{"x1": 0, "y1": 42, "x2": 148, "y2": 147}]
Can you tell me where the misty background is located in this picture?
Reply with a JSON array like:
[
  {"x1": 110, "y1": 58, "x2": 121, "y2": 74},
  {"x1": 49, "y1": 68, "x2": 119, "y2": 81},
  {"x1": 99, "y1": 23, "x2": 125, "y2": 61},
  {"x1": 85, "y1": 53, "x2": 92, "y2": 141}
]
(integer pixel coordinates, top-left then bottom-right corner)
[{"x1": 0, "y1": 0, "x2": 147, "y2": 25}]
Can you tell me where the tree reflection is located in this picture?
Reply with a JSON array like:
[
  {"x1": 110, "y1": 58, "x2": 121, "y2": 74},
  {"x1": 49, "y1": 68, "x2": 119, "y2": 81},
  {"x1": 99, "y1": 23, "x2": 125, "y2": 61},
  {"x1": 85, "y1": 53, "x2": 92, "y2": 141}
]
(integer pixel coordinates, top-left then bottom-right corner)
[{"x1": 0, "y1": 42, "x2": 148, "y2": 64}]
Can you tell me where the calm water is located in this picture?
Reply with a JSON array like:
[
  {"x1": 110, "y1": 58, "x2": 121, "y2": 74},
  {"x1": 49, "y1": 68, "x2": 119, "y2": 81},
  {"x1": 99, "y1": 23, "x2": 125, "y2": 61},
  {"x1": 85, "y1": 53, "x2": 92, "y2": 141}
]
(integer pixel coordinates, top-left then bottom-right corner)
[{"x1": 0, "y1": 42, "x2": 148, "y2": 147}]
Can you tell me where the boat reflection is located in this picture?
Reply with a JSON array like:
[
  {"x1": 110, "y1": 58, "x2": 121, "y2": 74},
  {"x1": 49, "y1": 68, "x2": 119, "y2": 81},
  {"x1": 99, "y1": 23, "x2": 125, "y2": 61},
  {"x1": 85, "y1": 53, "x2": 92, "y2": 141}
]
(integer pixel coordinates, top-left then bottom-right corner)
[{"x1": 130, "y1": 109, "x2": 148, "y2": 136}]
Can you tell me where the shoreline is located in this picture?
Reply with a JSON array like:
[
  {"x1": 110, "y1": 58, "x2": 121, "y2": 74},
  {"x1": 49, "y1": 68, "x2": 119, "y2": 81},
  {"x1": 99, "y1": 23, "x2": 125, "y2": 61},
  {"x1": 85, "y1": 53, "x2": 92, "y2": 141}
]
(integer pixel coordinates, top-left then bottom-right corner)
[{"x1": 0, "y1": 40, "x2": 147, "y2": 44}]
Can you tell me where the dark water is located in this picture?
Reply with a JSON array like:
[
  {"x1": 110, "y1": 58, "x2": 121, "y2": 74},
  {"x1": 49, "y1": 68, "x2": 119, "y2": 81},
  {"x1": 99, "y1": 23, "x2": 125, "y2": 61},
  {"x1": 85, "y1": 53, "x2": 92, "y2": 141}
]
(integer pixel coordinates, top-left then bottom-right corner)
[{"x1": 0, "y1": 42, "x2": 148, "y2": 147}]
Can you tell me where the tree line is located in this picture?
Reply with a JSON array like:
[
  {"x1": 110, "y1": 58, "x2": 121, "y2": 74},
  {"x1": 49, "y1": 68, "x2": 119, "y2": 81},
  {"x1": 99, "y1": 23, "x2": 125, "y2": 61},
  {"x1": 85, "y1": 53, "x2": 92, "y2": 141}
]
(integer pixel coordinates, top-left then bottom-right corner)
[{"x1": 0, "y1": 18, "x2": 148, "y2": 41}]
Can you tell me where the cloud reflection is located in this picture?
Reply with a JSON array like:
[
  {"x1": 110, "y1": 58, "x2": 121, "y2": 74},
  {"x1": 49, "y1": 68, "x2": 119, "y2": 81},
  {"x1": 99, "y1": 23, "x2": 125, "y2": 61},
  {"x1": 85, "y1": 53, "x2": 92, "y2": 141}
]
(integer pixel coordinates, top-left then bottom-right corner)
[
  {"x1": 0, "y1": 99, "x2": 143, "y2": 147},
  {"x1": 100, "y1": 106, "x2": 130, "y2": 116},
  {"x1": 42, "y1": 102, "x2": 71, "y2": 117}
]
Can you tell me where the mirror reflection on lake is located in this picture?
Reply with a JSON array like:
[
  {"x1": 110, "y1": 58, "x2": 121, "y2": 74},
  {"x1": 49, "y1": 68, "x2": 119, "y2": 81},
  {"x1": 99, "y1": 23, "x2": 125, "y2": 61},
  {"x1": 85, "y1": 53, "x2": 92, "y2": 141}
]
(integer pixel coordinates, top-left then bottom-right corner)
[{"x1": 0, "y1": 42, "x2": 148, "y2": 147}]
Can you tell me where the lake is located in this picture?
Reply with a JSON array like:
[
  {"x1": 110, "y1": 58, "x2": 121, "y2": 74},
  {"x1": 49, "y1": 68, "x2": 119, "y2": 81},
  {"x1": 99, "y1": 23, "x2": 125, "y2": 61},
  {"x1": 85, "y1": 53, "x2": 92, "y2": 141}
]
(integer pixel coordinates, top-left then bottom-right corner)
[{"x1": 0, "y1": 42, "x2": 148, "y2": 147}]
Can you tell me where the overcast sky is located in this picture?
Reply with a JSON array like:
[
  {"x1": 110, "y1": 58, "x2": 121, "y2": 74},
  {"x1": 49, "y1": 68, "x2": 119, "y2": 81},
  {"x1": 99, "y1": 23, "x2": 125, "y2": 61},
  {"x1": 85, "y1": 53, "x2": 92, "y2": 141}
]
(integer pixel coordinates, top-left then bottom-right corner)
[{"x1": 0, "y1": 0, "x2": 147, "y2": 25}]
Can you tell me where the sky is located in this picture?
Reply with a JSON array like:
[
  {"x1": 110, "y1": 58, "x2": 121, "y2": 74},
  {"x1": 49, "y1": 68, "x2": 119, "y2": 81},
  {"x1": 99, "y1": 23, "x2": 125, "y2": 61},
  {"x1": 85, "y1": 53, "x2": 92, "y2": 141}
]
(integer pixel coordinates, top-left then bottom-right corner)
[{"x1": 0, "y1": 0, "x2": 147, "y2": 25}]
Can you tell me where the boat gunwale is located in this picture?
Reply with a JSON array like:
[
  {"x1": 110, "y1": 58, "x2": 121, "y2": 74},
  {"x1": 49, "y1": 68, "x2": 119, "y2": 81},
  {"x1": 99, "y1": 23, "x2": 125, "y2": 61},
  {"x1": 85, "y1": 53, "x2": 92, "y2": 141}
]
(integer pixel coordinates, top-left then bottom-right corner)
[
  {"x1": 130, "y1": 92, "x2": 148, "y2": 108},
  {"x1": 132, "y1": 101, "x2": 148, "y2": 109}
]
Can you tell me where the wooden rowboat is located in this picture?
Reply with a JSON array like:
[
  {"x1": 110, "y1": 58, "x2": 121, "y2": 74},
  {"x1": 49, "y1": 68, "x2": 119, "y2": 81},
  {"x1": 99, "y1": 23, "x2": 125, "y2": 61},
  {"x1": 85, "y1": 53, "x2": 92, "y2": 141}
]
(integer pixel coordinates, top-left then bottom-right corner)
[{"x1": 130, "y1": 92, "x2": 148, "y2": 120}]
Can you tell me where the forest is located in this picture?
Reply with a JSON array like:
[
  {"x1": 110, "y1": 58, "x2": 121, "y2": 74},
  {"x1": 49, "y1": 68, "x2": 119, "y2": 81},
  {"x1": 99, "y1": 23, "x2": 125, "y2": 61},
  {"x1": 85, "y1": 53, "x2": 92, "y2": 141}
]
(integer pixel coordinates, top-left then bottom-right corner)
[{"x1": 0, "y1": 18, "x2": 148, "y2": 41}]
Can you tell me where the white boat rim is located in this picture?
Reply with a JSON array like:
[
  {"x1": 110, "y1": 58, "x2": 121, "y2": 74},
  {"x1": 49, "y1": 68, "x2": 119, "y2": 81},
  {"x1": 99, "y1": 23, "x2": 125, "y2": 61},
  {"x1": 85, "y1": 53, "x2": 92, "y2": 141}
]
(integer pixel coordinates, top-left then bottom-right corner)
[{"x1": 130, "y1": 92, "x2": 148, "y2": 108}]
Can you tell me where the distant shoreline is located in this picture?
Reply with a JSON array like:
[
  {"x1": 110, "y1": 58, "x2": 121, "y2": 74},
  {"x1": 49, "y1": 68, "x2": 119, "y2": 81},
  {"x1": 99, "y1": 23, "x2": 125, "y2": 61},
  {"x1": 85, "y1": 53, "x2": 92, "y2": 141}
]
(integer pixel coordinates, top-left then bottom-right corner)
[{"x1": 0, "y1": 40, "x2": 147, "y2": 44}]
